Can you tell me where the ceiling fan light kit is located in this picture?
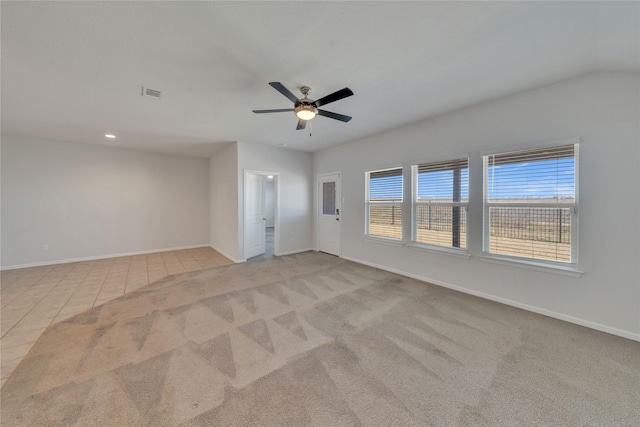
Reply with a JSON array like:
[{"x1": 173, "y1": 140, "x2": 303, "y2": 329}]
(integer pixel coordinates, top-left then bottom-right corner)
[
  {"x1": 253, "y1": 82, "x2": 353, "y2": 130},
  {"x1": 294, "y1": 106, "x2": 316, "y2": 120},
  {"x1": 294, "y1": 87, "x2": 318, "y2": 120}
]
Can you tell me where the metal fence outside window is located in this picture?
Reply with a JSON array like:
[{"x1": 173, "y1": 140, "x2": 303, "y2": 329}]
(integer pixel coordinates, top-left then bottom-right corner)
[
  {"x1": 489, "y1": 207, "x2": 571, "y2": 244},
  {"x1": 371, "y1": 205, "x2": 570, "y2": 245},
  {"x1": 415, "y1": 205, "x2": 467, "y2": 233}
]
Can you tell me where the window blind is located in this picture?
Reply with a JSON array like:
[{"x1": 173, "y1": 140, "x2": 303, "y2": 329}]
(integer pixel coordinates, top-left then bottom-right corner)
[
  {"x1": 415, "y1": 158, "x2": 468, "y2": 202},
  {"x1": 413, "y1": 158, "x2": 468, "y2": 249},
  {"x1": 484, "y1": 143, "x2": 578, "y2": 263},
  {"x1": 369, "y1": 168, "x2": 403, "y2": 201},
  {"x1": 487, "y1": 144, "x2": 575, "y2": 203},
  {"x1": 367, "y1": 167, "x2": 403, "y2": 240}
]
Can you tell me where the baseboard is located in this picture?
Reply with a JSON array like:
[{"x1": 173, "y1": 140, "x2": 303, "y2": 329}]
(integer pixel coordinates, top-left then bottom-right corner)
[
  {"x1": 277, "y1": 247, "x2": 315, "y2": 256},
  {"x1": 207, "y1": 245, "x2": 314, "y2": 262},
  {"x1": 1, "y1": 244, "x2": 212, "y2": 271},
  {"x1": 340, "y1": 255, "x2": 640, "y2": 343},
  {"x1": 209, "y1": 245, "x2": 245, "y2": 263}
]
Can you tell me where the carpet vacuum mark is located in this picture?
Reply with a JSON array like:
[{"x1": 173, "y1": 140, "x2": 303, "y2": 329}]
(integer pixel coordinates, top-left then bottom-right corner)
[{"x1": 1, "y1": 252, "x2": 639, "y2": 426}]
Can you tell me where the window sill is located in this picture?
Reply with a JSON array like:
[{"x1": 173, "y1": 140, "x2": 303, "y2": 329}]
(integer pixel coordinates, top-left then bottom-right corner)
[
  {"x1": 363, "y1": 235, "x2": 404, "y2": 247},
  {"x1": 408, "y1": 243, "x2": 471, "y2": 259},
  {"x1": 478, "y1": 254, "x2": 583, "y2": 277}
]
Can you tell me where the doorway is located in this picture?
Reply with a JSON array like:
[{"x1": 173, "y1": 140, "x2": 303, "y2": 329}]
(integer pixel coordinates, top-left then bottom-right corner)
[
  {"x1": 244, "y1": 171, "x2": 278, "y2": 261},
  {"x1": 317, "y1": 173, "x2": 341, "y2": 256}
]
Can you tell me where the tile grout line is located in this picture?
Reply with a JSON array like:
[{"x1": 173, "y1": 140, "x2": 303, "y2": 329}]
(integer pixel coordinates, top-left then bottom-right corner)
[
  {"x1": 0, "y1": 263, "x2": 89, "y2": 376},
  {"x1": 41, "y1": 260, "x2": 97, "y2": 326},
  {"x1": 1, "y1": 249, "x2": 225, "y2": 339},
  {"x1": 62, "y1": 260, "x2": 110, "y2": 316},
  {"x1": 192, "y1": 249, "x2": 208, "y2": 271},
  {"x1": 0, "y1": 265, "x2": 56, "y2": 310},
  {"x1": 145, "y1": 254, "x2": 163, "y2": 287},
  {"x1": 162, "y1": 251, "x2": 182, "y2": 276},
  {"x1": 175, "y1": 253, "x2": 188, "y2": 272},
  {"x1": 121, "y1": 256, "x2": 134, "y2": 297},
  {"x1": 1, "y1": 248, "x2": 233, "y2": 387},
  {"x1": 89, "y1": 258, "x2": 116, "y2": 311},
  {"x1": 1, "y1": 264, "x2": 80, "y2": 338},
  {"x1": 131, "y1": 256, "x2": 149, "y2": 293}
]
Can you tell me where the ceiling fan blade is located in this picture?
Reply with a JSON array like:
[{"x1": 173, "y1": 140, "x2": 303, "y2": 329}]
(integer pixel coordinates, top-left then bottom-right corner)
[
  {"x1": 317, "y1": 109, "x2": 352, "y2": 122},
  {"x1": 252, "y1": 109, "x2": 294, "y2": 113},
  {"x1": 314, "y1": 88, "x2": 353, "y2": 108},
  {"x1": 269, "y1": 82, "x2": 299, "y2": 104},
  {"x1": 296, "y1": 119, "x2": 307, "y2": 130}
]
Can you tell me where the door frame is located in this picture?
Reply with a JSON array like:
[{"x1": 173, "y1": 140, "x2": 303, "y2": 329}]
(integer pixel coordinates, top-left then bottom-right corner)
[
  {"x1": 316, "y1": 172, "x2": 342, "y2": 256},
  {"x1": 243, "y1": 170, "x2": 279, "y2": 260}
]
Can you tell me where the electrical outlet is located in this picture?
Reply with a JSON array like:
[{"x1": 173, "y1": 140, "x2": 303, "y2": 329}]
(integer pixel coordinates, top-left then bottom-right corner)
[{"x1": 42, "y1": 244, "x2": 49, "y2": 252}]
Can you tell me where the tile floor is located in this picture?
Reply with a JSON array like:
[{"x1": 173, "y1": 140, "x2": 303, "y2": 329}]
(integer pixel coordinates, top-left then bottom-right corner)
[{"x1": 0, "y1": 247, "x2": 232, "y2": 387}]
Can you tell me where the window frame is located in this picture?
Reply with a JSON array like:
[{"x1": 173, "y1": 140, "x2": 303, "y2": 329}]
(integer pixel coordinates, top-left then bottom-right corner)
[
  {"x1": 482, "y1": 139, "x2": 580, "y2": 267},
  {"x1": 410, "y1": 157, "x2": 469, "y2": 253},
  {"x1": 365, "y1": 166, "x2": 404, "y2": 242}
]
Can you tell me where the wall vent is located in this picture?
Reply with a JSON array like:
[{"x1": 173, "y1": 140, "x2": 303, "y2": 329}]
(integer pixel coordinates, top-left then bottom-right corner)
[{"x1": 141, "y1": 87, "x2": 162, "y2": 99}]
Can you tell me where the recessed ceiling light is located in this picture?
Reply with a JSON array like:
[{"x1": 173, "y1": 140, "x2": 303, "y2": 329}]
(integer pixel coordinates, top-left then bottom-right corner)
[
  {"x1": 105, "y1": 134, "x2": 116, "y2": 139},
  {"x1": 267, "y1": 175, "x2": 274, "y2": 179}
]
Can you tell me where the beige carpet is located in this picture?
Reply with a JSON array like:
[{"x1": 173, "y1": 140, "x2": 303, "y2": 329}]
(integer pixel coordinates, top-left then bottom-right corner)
[{"x1": 1, "y1": 252, "x2": 639, "y2": 426}]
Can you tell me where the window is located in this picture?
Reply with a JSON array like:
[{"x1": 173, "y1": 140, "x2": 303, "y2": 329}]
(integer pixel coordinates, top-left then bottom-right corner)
[
  {"x1": 366, "y1": 167, "x2": 403, "y2": 240},
  {"x1": 412, "y1": 158, "x2": 469, "y2": 250},
  {"x1": 322, "y1": 182, "x2": 336, "y2": 215},
  {"x1": 483, "y1": 143, "x2": 578, "y2": 264}
]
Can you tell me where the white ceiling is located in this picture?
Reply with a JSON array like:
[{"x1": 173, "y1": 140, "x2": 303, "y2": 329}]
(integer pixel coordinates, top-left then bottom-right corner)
[{"x1": 2, "y1": 1, "x2": 639, "y2": 157}]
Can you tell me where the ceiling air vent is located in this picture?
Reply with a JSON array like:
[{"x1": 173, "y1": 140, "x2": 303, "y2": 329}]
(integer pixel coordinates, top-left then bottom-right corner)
[{"x1": 141, "y1": 87, "x2": 162, "y2": 99}]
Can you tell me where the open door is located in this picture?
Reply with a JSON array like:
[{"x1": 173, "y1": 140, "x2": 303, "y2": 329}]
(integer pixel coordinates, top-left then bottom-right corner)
[
  {"x1": 245, "y1": 172, "x2": 266, "y2": 259},
  {"x1": 317, "y1": 173, "x2": 341, "y2": 256}
]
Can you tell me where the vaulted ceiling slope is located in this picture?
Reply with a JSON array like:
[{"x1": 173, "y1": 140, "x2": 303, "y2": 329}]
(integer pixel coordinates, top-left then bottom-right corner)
[{"x1": 1, "y1": 2, "x2": 638, "y2": 156}]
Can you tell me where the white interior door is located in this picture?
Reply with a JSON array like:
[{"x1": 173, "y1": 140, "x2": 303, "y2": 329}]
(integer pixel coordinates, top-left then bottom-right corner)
[
  {"x1": 245, "y1": 173, "x2": 266, "y2": 259},
  {"x1": 318, "y1": 173, "x2": 341, "y2": 256}
]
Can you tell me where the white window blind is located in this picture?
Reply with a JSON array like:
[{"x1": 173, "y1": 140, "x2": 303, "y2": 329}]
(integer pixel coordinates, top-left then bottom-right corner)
[
  {"x1": 366, "y1": 167, "x2": 403, "y2": 240},
  {"x1": 412, "y1": 158, "x2": 469, "y2": 249},
  {"x1": 483, "y1": 143, "x2": 578, "y2": 263}
]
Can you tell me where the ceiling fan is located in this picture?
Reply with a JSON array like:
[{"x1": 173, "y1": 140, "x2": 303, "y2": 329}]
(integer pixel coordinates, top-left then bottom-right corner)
[{"x1": 253, "y1": 82, "x2": 353, "y2": 130}]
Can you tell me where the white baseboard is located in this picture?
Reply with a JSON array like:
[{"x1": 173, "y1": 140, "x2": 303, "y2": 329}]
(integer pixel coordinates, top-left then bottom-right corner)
[
  {"x1": 209, "y1": 245, "x2": 245, "y2": 263},
  {"x1": 340, "y1": 255, "x2": 640, "y2": 343},
  {"x1": 277, "y1": 248, "x2": 315, "y2": 256},
  {"x1": 1, "y1": 244, "x2": 211, "y2": 271},
  {"x1": 207, "y1": 245, "x2": 314, "y2": 262}
]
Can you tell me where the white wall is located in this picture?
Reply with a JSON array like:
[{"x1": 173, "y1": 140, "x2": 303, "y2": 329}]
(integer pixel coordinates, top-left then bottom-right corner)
[
  {"x1": 237, "y1": 141, "x2": 313, "y2": 258},
  {"x1": 264, "y1": 177, "x2": 275, "y2": 227},
  {"x1": 1, "y1": 135, "x2": 210, "y2": 268},
  {"x1": 314, "y1": 71, "x2": 640, "y2": 339},
  {"x1": 209, "y1": 142, "x2": 240, "y2": 261}
]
